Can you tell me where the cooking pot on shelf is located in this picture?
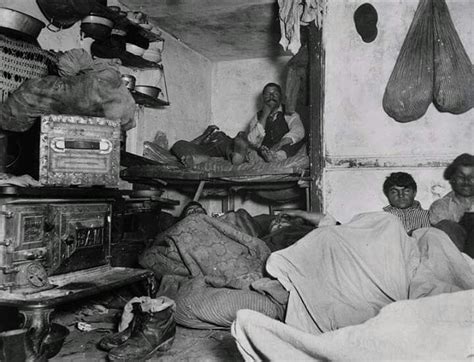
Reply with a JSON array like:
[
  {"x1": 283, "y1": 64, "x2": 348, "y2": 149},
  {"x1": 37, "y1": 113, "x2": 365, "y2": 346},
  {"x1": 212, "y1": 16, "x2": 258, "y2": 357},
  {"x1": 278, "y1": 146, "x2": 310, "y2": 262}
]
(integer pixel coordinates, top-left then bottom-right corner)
[
  {"x1": 81, "y1": 14, "x2": 114, "y2": 40},
  {"x1": 125, "y1": 42, "x2": 146, "y2": 56},
  {"x1": 36, "y1": 0, "x2": 96, "y2": 30},
  {"x1": 121, "y1": 74, "x2": 136, "y2": 90},
  {"x1": 0, "y1": 8, "x2": 45, "y2": 39},
  {"x1": 134, "y1": 85, "x2": 161, "y2": 99}
]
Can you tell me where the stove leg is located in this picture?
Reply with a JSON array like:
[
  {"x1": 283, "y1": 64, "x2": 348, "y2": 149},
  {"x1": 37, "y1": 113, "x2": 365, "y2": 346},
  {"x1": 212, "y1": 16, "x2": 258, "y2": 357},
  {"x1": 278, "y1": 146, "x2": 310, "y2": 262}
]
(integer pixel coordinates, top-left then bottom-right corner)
[{"x1": 18, "y1": 307, "x2": 53, "y2": 354}]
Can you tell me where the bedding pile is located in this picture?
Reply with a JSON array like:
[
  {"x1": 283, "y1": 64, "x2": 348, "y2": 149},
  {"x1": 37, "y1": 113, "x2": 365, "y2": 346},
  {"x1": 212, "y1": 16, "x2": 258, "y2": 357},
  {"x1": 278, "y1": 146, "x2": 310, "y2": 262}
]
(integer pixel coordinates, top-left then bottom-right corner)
[
  {"x1": 139, "y1": 213, "x2": 282, "y2": 329},
  {"x1": 232, "y1": 212, "x2": 474, "y2": 360},
  {"x1": 233, "y1": 290, "x2": 473, "y2": 361},
  {"x1": 142, "y1": 140, "x2": 309, "y2": 174}
]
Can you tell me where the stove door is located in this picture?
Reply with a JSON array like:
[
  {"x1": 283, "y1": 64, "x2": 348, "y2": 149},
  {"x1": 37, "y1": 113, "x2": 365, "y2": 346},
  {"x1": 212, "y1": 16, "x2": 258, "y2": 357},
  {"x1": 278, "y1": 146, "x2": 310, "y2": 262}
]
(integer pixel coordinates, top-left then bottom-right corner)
[{"x1": 47, "y1": 203, "x2": 111, "y2": 275}]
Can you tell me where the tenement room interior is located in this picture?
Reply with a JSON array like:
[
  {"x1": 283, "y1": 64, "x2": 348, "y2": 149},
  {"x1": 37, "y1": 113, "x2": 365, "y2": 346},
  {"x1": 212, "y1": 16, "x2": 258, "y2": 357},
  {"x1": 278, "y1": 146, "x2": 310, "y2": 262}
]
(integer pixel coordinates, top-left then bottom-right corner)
[{"x1": 0, "y1": 0, "x2": 472, "y2": 360}]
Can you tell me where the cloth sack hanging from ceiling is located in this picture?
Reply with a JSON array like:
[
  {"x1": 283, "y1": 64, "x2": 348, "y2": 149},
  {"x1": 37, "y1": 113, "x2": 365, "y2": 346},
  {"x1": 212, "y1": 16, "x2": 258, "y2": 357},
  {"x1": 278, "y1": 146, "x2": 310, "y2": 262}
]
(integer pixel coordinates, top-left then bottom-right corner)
[
  {"x1": 0, "y1": 48, "x2": 136, "y2": 132},
  {"x1": 432, "y1": 0, "x2": 473, "y2": 114},
  {"x1": 382, "y1": 0, "x2": 434, "y2": 123}
]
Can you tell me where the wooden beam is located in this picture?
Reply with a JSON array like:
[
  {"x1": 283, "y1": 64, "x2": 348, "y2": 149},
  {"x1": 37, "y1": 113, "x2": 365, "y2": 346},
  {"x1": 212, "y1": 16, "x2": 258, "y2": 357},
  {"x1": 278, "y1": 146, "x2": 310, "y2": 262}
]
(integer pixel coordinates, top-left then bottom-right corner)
[{"x1": 307, "y1": 22, "x2": 325, "y2": 212}]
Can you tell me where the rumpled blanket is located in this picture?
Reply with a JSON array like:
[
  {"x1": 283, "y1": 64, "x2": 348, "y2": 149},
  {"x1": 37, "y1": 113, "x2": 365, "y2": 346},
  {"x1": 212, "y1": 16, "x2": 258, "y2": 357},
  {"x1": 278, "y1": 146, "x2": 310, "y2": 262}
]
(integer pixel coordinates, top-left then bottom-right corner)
[
  {"x1": 141, "y1": 141, "x2": 309, "y2": 174},
  {"x1": 0, "y1": 49, "x2": 136, "y2": 132},
  {"x1": 267, "y1": 212, "x2": 473, "y2": 334},
  {"x1": 231, "y1": 212, "x2": 473, "y2": 360},
  {"x1": 140, "y1": 213, "x2": 270, "y2": 288},
  {"x1": 232, "y1": 290, "x2": 473, "y2": 361},
  {"x1": 139, "y1": 214, "x2": 280, "y2": 329}
]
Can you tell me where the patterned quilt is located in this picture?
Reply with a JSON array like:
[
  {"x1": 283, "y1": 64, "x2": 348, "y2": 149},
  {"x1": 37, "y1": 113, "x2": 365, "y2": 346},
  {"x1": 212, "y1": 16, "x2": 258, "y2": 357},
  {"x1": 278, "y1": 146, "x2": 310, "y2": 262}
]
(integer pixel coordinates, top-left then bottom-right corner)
[{"x1": 139, "y1": 214, "x2": 280, "y2": 328}]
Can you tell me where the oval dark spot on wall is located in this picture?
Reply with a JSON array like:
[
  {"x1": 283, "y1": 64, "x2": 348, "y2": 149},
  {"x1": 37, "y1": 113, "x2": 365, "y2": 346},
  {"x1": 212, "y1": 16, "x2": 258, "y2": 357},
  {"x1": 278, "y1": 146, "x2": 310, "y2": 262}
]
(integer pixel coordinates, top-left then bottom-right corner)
[{"x1": 354, "y1": 3, "x2": 378, "y2": 43}]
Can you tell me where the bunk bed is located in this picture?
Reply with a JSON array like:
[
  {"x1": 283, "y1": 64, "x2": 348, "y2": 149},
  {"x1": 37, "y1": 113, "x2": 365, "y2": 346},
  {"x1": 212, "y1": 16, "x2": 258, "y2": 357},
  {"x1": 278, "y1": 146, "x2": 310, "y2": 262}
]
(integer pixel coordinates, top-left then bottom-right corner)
[
  {"x1": 120, "y1": 148, "x2": 311, "y2": 212},
  {"x1": 121, "y1": 22, "x2": 324, "y2": 212}
]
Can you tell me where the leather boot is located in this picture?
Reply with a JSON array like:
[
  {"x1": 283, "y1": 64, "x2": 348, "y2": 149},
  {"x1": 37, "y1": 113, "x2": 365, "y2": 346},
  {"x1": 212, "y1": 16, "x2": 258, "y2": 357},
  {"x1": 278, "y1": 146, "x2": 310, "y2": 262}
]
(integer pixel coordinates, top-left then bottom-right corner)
[
  {"x1": 98, "y1": 303, "x2": 142, "y2": 351},
  {"x1": 108, "y1": 305, "x2": 176, "y2": 361},
  {"x1": 0, "y1": 328, "x2": 43, "y2": 362}
]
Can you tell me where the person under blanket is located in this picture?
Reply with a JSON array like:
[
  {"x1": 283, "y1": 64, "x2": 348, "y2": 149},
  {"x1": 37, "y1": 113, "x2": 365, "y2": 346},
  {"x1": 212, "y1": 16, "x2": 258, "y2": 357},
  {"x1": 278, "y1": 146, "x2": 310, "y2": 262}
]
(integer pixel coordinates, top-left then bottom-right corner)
[
  {"x1": 429, "y1": 153, "x2": 474, "y2": 255},
  {"x1": 179, "y1": 201, "x2": 315, "y2": 250},
  {"x1": 246, "y1": 83, "x2": 305, "y2": 162},
  {"x1": 382, "y1": 172, "x2": 430, "y2": 234},
  {"x1": 178, "y1": 201, "x2": 265, "y2": 238},
  {"x1": 241, "y1": 210, "x2": 473, "y2": 335}
]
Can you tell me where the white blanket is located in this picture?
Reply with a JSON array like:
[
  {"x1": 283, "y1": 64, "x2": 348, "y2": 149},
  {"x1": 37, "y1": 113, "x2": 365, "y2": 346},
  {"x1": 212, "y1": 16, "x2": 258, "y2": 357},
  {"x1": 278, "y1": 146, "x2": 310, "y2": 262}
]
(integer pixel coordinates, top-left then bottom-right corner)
[
  {"x1": 232, "y1": 212, "x2": 474, "y2": 360},
  {"x1": 232, "y1": 290, "x2": 473, "y2": 361},
  {"x1": 268, "y1": 212, "x2": 473, "y2": 334}
]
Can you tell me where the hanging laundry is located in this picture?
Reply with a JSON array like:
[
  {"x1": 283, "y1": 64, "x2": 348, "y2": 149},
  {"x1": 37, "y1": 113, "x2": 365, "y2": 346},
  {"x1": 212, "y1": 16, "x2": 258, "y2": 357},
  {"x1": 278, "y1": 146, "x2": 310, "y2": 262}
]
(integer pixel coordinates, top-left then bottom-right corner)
[
  {"x1": 383, "y1": 0, "x2": 434, "y2": 123},
  {"x1": 278, "y1": 0, "x2": 327, "y2": 55},
  {"x1": 278, "y1": 0, "x2": 303, "y2": 54},
  {"x1": 432, "y1": 0, "x2": 473, "y2": 114}
]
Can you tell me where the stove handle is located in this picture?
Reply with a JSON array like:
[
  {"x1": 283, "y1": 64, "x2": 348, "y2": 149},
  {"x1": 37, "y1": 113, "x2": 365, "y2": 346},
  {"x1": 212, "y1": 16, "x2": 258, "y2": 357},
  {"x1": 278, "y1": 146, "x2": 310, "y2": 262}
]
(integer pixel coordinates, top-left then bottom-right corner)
[{"x1": 51, "y1": 138, "x2": 113, "y2": 154}]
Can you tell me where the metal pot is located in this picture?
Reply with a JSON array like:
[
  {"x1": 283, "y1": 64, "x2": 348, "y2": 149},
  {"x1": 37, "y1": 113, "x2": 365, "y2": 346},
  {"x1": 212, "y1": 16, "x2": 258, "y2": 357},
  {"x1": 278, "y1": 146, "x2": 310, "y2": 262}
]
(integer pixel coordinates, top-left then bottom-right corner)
[
  {"x1": 36, "y1": 0, "x2": 96, "y2": 30},
  {"x1": 0, "y1": 8, "x2": 45, "y2": 39},
  {"x1": 121, "y1": 74, "x2": 136, "y2": 90},
  {"x1": 41, "y1": 323, "x2": 70, "y2": 359},
  {"x1": 134, "y1": 85, "x2": 161, "y2": 99},
  {"x1": 81, "y1": 15, "x2": 114, "y2": 40}
]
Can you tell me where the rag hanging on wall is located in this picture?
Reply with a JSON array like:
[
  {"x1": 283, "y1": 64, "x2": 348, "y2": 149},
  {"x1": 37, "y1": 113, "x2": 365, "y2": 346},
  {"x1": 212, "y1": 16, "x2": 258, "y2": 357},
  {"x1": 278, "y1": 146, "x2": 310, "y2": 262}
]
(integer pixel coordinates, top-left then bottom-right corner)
[{"x1": 383, "y1": 0, "x2": 473, "y2": 123}]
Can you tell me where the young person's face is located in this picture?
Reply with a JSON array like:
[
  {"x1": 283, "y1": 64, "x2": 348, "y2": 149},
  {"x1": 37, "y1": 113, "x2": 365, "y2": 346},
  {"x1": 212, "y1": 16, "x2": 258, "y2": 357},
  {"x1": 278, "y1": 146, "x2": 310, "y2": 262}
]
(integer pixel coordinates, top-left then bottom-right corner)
[
  {"x1": 450, "y1": 165, "x2": 474, "y2": 197},
  {"x1": 387, "y1": 186, "x2": 416, "y2": 209}
]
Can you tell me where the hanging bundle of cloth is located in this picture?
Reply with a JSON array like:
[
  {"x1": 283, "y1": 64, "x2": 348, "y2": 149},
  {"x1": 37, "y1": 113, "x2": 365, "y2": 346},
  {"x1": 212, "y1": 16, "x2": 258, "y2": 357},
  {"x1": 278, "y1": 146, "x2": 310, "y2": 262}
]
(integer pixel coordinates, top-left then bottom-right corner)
[
  {"x1": 278, "y1": 0, "x2": 327, "y2": 55},
  {"x1": 383, "y1": 0, "x2": 473, "y2": 123},
  {"x1": 0, "y1": 48, "x2": 136, "y2": 132}
]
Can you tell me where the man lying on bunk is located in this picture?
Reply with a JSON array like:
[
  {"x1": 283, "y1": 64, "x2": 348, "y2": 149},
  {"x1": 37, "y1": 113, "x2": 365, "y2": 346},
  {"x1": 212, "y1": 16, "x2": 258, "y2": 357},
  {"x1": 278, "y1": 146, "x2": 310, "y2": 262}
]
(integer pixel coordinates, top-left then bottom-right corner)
[{"x1": 170, "y1": 82, "x2": 306, "y2": 166}]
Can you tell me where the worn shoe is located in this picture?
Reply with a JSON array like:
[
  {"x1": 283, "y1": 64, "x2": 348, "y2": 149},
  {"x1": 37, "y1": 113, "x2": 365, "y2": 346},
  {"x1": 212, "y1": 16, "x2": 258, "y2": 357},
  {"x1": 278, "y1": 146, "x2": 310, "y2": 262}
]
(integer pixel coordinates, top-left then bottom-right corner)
[
  {"x1": 98, "y1": 303, "x2": 142, "y2": 351},
  {"x1": 108, "y1": 305, "x2": 176, "y2": 361}
]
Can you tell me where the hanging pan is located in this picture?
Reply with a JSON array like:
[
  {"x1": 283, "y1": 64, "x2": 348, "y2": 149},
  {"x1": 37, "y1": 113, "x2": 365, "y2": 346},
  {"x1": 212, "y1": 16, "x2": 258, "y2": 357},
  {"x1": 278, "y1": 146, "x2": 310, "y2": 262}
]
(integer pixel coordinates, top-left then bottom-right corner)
[
  {"x1": 36, "y1": 0, "x2": 96, "y2": 31},
  {"x1": 0, "y1": 8, "x2": 45, "y2": 39}
]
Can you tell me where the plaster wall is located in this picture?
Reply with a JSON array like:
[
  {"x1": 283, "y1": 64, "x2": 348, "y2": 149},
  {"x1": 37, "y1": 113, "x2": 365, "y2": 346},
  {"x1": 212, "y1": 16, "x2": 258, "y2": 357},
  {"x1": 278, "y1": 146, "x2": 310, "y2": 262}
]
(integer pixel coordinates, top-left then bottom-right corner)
[
  {"x1": 323, "y1": 0, "x2": 473, "y2": 222},
  {"x1": 132, "y1": 30, "x2": 213, "y2": 154},
  {"x1": 206, "y1": 57, "x2": 291, "y2": 216},
  {"x1": 124, "y1": 20, "x2": 213, "y2": 214},
  {"x1": 210, "y1": 57, "x2": 290, "y2": 137}
]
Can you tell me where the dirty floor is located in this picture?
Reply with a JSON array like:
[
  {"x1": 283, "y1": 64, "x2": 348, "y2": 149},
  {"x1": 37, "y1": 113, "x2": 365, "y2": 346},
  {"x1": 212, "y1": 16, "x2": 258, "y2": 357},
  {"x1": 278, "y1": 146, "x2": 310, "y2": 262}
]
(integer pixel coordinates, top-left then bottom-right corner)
[
  {"x1": 46, "y1": 289, "x2": 243, "y2": 361},
  {"x1": 51, "y1": 326, "x2": 242, "y2": 361}
]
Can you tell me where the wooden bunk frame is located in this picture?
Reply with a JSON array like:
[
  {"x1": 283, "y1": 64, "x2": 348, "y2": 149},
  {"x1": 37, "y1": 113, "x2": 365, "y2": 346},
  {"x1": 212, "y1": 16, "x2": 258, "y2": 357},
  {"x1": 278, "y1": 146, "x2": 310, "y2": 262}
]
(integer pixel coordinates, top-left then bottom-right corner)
[{"x1": 121, "y1": 24, "x2": 324, "y2": 212}]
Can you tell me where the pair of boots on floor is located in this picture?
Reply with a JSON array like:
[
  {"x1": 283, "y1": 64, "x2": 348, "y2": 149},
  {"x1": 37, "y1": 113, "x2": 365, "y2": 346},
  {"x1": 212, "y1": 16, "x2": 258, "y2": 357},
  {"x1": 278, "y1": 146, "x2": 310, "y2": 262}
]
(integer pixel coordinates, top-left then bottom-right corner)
[{"x1": 99, "y1": 296, "x2": 176, "y2": 361}]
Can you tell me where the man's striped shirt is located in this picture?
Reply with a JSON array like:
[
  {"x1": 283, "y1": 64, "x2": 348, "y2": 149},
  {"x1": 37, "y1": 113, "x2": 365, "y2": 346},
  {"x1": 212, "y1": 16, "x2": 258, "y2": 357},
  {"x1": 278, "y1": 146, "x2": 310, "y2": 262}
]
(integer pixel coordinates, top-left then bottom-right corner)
[{"x1": 383, "y1": 201, "x2": 430, "y2": 234}]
